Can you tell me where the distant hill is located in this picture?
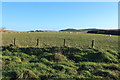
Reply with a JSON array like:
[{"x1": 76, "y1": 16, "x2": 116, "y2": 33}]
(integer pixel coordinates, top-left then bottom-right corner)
[
  {"x1": 1, "y1": 29, "x2": 120, "y2": 35},
  {"x1": 87, "y1": 29, "x2": 120, "y2": 35},
  {"x1": 0, "y1": 30, "x2": 57, "y2": 33},
  {"x1": 60, "y1": 28, "x2": 98, "y2": 32},
  {"x1": 0, "y1": 30, "x2": 28, "y2": 33},
  {"x1": 60, "y1": 28, "x2": 120, "y2": 35},
  {"x1": 60, "y1": 28, "x2": 81, "y2": 32}
]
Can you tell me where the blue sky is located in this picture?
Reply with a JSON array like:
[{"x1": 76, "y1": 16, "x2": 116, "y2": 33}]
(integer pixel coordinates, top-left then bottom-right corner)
[
  {"x1": 1, "y1": 0, "x2": 119, "y2": 2},
  {"x1": 0, "y1": 2, "x2": 2, "y2": 29},
  {"x1": 2, "y1": 2, "x2": 118, "y2": 31}
]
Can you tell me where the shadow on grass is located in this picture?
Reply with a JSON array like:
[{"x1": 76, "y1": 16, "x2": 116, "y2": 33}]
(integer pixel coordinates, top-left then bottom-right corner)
[
  {"x1": 2, "y1": 45, "x2": 119, "y2": 63},
  {"x1": 2, "y1": 46, "x2": 82, "y2": 55}
]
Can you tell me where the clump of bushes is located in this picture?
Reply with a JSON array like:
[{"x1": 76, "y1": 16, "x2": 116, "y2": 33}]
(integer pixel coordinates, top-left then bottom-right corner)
[{"x1": 51, "y1": 53, "x2": 68, "y2": 62}]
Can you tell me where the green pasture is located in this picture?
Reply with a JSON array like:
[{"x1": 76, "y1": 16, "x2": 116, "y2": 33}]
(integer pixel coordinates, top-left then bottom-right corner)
[{"x1": 2, "y1": 32, "x2": 119, "y2": 51}]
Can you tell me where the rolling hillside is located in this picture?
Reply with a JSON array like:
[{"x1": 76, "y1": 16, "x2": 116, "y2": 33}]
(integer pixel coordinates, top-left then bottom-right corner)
[{"x1": 60, "y1": 28, "x2": 120, "y2": 35}]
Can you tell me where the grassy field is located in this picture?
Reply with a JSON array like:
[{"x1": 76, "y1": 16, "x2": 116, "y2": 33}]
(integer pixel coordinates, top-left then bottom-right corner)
[
  {"x1": 1, "y1": 32, "x2": 120, "y2": 79},
  {"x1": 2, "y1": 32, "x2": 119, "y2": 51}
]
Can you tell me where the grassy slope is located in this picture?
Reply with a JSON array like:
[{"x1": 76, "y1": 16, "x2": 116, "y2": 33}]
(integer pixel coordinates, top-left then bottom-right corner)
[
  {"x1": 1, "y1": 47, "x2": 120, "y2": 79},
  {"x1": 2, "y1": 32, "x2": 119, "y2": 51}
]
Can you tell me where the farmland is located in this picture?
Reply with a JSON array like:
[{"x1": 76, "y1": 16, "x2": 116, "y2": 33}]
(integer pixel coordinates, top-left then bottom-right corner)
[
  {"x1": 2, "y1": 32, "x2": 119, "y2": 51},
  {"x1": 1, "y1": 32, "x2": 120, "y2": 79}
]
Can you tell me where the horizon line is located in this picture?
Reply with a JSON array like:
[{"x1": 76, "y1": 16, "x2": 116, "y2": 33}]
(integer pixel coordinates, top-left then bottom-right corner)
[{"x1": 1, "y1": 28, "x2": 119, "y2": 31}]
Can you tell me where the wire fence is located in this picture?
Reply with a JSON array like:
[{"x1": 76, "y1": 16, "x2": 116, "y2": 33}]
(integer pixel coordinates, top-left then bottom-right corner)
[{"x1": 2, "y1": 36, "x2": 119, "y2": 51}]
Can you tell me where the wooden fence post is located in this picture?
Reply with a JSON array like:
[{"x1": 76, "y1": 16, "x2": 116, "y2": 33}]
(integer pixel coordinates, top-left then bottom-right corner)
[
  {"x1": 13, "y1": 38, "x2": 16, "y2": 46},
  {"x1": 91, "y1": 40, "x2": 95, "y2": 48},
  {"x1": 36, "y1": 39, "x2": 39, "y2": 47},
  {"x1": 63, "y1": 39, "x2": 66, "y2": 47}
]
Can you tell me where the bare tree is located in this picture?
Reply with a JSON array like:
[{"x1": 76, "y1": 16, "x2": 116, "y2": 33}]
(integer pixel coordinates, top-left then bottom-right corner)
[{"x1": 0, "y1": 27, "x2": 6, "y2": 30}]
